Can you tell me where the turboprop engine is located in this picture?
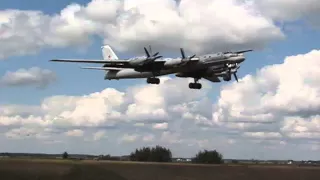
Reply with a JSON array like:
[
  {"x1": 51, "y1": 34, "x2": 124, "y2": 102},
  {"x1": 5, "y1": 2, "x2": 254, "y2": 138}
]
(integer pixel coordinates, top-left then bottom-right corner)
[
  {"x1": 163, "y1": 58, "x2": 183, "y2": 67},
  {"x1": 128, "y1": 46, "x2": 163, "y2": 67},
  {"x1": 175, "y1": 63, "x2": 240, "y2": 82},
  {"x1": 175, "y1": 66, "x2": 226, "y2": 78},
  {"x1": 164, "y1": 48, "x2": 197, "y2": 68}
]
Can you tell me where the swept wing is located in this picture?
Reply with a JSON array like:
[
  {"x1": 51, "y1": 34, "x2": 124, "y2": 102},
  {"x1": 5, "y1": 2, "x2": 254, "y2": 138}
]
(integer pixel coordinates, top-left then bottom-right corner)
[
  {"x1": 50, "y1": 59, "x2": 129, "y2": 64},
  {"x1": 202, "y1": 76, "x2": 221, "y2": 82},
  {"x1": 80, "y1": 67, "x2": 125, "y2": 71}
]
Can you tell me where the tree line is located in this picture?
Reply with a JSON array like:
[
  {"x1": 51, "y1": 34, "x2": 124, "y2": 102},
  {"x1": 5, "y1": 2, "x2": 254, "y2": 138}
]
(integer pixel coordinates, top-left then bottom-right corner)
[
  {"x1": 62, "y1": 145, "x2": 224, "y2": 164},
  {"x1": 129, "y1": 145, "x2": 223, "y2": 164}
]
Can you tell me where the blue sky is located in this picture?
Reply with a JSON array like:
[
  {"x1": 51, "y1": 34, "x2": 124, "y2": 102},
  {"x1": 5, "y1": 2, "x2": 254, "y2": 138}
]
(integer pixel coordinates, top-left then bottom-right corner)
[{"x1": 1, "y1": 0, "x2": 320, "y2": 159}]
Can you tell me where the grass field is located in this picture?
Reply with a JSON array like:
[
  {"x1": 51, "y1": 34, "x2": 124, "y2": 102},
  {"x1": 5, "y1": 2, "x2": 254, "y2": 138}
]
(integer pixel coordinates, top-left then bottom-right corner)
[{"x1": 1, "y1": 159, "x2": 320, "y2": 180}]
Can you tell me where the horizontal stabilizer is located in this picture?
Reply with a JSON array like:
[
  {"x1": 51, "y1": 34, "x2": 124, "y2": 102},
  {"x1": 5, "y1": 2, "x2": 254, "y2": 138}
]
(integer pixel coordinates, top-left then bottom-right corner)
[
  {"x1": 50, "y1": 59, "x2": 128, "y2": 64},
  {"x1": 81, "y1": 67, "x2": 124, "y2": 71}
]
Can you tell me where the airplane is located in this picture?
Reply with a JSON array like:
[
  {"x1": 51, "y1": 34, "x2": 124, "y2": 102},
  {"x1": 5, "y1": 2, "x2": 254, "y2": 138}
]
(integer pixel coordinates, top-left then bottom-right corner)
[{"x1": 50, "y1": 45, "x2": 252, "y2": 89}]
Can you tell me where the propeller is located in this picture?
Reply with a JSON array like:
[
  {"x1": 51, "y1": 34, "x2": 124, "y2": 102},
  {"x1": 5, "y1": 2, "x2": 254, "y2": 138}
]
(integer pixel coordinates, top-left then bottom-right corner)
[
  {"x1": 225, "y1": 63, "x2": 240, "y2": 82},
  {"x1": 143, "y1": 46, "x2": 162, "y2": 63},
  {"x1": 180, "y1": 48, "x2": 196, "y2": 62},
  {"x1": 234, "y1": 72, "x2": 238, "y2": 82}
]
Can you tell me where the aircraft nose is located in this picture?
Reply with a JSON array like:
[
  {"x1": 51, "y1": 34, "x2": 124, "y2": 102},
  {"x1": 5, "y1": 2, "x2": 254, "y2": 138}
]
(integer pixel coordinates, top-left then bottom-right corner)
[{"x1": 234, "y1": 55, "x2": 245, "y2": 63}]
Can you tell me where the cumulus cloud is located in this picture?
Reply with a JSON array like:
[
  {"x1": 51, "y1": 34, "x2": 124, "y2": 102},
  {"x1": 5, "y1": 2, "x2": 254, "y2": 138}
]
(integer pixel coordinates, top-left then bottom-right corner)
[
  {"x1": 0, "y1": 77, "x2": 211, "y2": 128},
  {"x1": 1, "y1": 0, "x2": 320, "y2": 159},
  {"x1": 92, "y1": 130, "x2": 107, "y2": 141},
  {"x1": 65, "y1": 129, "x2": 84, "y2": 137},
  {"x1": 152, "y1": 122, "x2": 168, "y2": 130},
  {"x1": 254, "y1": 0, "x2": 320, "y2": 25},
  {"x1": 0, "y1": 0, "x2": 287, "y2": 59},
  {"x1": 2, "y1": 48, "x2": 320, "y2": 158},
  {"x1": 0, "y1": 67, "x2": 56, "y2": 88},
  {"x1": 5, "y1": 127, "x2": 52, "y2": 140},
  {"x1": 214, "y1": 49, "x2": 320, "y2": 142},
  {"x1": 0, "y1": 76, "x2": 222, "y2": 156},
  {"x1": 120, "y1": 134, "x2": 139, "y2": 142}
]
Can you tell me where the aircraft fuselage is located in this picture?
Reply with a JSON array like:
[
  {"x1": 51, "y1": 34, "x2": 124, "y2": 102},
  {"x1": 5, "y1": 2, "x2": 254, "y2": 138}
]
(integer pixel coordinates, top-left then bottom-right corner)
[{"x1": 105, "y1": 52, "x2": 245, "y2": 80}]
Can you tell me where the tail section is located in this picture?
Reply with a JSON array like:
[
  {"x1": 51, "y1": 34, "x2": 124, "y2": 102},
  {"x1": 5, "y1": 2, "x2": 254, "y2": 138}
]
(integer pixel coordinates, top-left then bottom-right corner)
[{"x1": 101, "y1": 45, "x2": 119, "y2": 60}]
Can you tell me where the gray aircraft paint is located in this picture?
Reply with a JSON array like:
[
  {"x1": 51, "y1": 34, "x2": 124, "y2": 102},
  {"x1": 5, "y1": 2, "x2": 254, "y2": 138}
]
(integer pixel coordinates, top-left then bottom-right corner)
[
  {"x1": 105, "y1": 68, "x2": 177, "y2": 79},
  {"x1": 50, "y1": 45, "x2": 250, "y2": 83}
]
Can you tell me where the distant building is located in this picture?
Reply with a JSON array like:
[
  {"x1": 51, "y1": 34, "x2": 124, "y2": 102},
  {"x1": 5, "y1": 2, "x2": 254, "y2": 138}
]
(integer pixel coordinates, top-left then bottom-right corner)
[{"x1": 173, "y1": 158, "x2": 191, "y2": 162}]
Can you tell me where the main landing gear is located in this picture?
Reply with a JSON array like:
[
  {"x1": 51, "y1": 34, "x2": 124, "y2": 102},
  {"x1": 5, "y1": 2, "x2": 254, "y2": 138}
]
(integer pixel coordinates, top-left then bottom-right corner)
[
  {"x1": 189, "y1": 78, "x2": 202, "y2": 89},
  {"x1": 147, "y1": 77, "x2": 160, "y2": 84},
  {"x1": 223, "y1": 74, "x2": 231, "y2": 81}
]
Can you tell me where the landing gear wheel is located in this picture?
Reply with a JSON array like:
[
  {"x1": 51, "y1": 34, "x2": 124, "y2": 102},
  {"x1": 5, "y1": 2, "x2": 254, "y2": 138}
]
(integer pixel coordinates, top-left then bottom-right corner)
[
  {"x1": 147, "y1": 77, "x2": 160, "y2": 84},
  {"x1": 223, "y1": 75, "x2": 231, "y2": 81},
  {"x1": 189, "y1": 83, "x2": 202, "y2": 89}
]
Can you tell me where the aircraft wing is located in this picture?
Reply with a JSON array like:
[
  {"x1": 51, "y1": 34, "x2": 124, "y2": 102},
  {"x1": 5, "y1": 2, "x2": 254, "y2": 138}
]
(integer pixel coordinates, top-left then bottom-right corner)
[
  {"x1": 202, "y1": 76, "x2": 221, "y2": 83},
  {"x1": 80, "y1": 67, "x2": 125, "y2": 71},
  {"x1": 50, "y1": 59, "x2": 129, "y2": 64}
]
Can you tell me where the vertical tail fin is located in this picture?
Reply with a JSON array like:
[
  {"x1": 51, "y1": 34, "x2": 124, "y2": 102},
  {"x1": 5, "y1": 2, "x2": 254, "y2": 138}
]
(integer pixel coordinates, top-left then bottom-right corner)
[{"x1": 101, "y1": 45, "x2": 119, "y2": 60}]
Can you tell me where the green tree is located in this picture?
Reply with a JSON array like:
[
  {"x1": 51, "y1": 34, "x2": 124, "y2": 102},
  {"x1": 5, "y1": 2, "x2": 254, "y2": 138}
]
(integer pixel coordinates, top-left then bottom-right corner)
[
  {"x1": 62, "y1": 151, "x2": 68, "y2": 159},
  {"x1": 192, "y1": 150, "x2": 223, "y2": 164},
  {"x1": 130, "y1": 145, "x2": 172, "y2": 162}
]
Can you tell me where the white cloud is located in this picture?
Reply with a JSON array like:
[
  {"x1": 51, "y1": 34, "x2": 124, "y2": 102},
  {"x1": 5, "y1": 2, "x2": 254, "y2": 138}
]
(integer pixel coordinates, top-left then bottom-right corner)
[
  {"x1": 152, "y1": 122, "x2": 168, "y2": 130},
  {"x1": 254, "y1": 0, "x2": 320, "y2": 25},
  {"x1": 1, "y1": 0, "x2": 320, "y2": 160},
  {"x1": 120, "y1": 134, "x2": 139, "y2": 142},
  {"x1": 0, "y1": 77, "x2": 211, "y2": 128},
  {"x1": 5, "y1": 127, "x2": 37, "y2": 139},
  {"x1": 2, "y1": 50, "x2": 320, "y2": 159},
  {"x1": 5, "y1": 127, "x2": 52, "y2": 140},
  {"x1": 0, "y1": 50, "x2": 320, "y2": 158},
  {"x1": 0, "y1": 0, "x2": 285, "y2": 59},
  {"x1": 93, "y1": 130, "x2": 107, "y2": 141},
  {"x1": 0, "y1": 77, "x2": 216, "y2": 155},
  {"x1": 213, "y1": 49, "x2": 320, "y2": 142},
  {"x1": 65, "y1": 129, "x2": 84, "y2": 137},
  {"x1": 243, "y1": 132, "x2": 282, "y2": 139},
  {"x1": 142, "y1": 134, "x2": 155, "y2": 142},
  {"x1": 0, "y1": 67, "x2": 56, "y2": 88}
]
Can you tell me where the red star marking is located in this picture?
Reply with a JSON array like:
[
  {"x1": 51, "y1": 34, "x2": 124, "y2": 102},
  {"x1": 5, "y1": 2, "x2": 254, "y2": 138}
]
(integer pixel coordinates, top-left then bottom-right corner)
[{"x1": 108, "y1": 55, "x2": 111, "y2": 59}]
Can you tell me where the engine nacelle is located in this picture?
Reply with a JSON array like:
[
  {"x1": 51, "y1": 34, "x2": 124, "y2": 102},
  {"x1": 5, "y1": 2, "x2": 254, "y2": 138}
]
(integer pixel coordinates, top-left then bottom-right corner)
[
  {"x1": 128, "y1": 57, "x2": 147, "y2": 66},
  {"x1": 176, "y1": 67, "x2": 224, "y2": 78},
  {"x1": 164, "y1": 58, "x2": 182, "y2": 67},
  {"x1": 202, "y1": 66, "x2": 226, "y2": 76},
  {"x1": 175, "y1": 72, "x2": 190, "y2": 77}
]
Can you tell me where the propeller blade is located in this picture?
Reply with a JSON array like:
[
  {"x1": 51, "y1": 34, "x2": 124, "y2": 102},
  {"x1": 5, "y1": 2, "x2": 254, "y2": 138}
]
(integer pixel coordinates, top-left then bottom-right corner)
[
  {"x1": 149, "y1": 45, "x2": 152, "y2": 55},
  {"x1": 180, "y1": 48, "x2": 186, "y2": 59},
  {"x1": 152, "y1": 52, "x2": 159, "y2": 57},
  {"x1": 154, "y1": 55, "x2": 163, "y2": 59},
  {"x1": 144, "y1": 47, "x2": 150, "y2": 57},
  {"x1": 189, "y1": 54, "x2": 196, "y2": 59},
  {"x1": 234, "y1": 73, "x2": 238, "y2": 82},
  {"x1": 235, "y1": 49, "x2": 253, "y2": 54}
]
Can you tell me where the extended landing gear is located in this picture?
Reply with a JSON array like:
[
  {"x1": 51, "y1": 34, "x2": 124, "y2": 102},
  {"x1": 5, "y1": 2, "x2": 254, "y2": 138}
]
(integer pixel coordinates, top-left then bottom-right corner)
[
  {"x1": 189, "y1": 83, "x2": 202, "y2": 89},
  {"x1": 147, "y1": 77, "x2": 160, "y2": 84},
  {"x1": 223, "y1": 74, "x2": 231, "y2": 81},
  {"x1": 189, "y1": 78, "x2": 202, "y2": 89}
]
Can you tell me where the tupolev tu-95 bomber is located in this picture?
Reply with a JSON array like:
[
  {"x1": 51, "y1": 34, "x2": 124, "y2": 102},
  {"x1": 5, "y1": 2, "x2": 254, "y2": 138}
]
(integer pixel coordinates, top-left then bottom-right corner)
[{"x1": 50, "y1": 45, "x2": 252, "y2": 89}]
